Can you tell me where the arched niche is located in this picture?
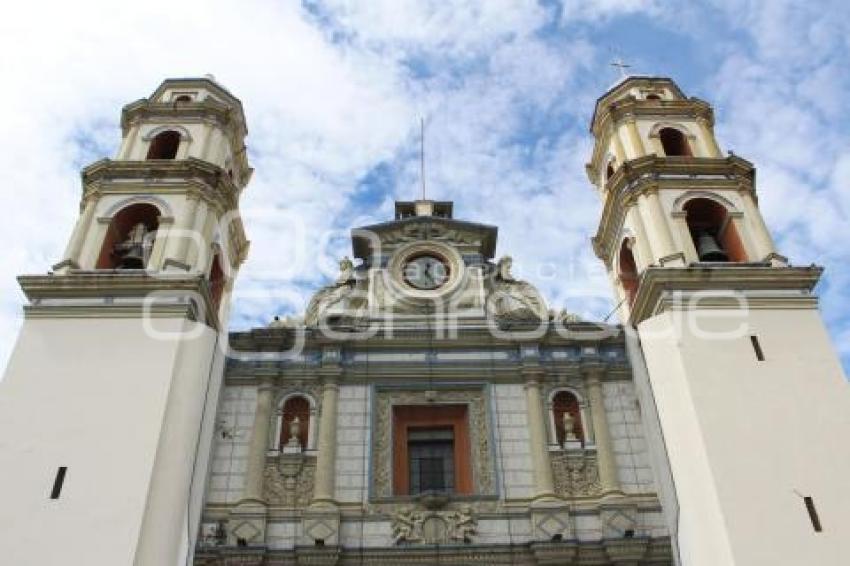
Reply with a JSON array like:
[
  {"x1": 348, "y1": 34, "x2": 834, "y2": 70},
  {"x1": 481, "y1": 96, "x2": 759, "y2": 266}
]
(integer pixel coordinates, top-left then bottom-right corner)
[{"x1": 96, "y1": 203, "x2": 161, "y2": 269}]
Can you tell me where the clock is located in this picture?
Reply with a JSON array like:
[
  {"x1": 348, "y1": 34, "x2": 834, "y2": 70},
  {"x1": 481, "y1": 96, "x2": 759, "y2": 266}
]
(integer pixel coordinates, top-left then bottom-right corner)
[{"x1": 403, "y1": 254, "x2": 450, "y2": 290}]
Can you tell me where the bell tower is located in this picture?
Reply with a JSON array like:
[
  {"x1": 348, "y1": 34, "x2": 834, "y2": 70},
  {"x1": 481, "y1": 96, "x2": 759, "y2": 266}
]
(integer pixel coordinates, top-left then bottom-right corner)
[
  {"x1": 588, "y1": 76, "x2": 850, "y2": 566},
  {"x1": 0, "y1": 77, "x2": 251, "y2": 565}
]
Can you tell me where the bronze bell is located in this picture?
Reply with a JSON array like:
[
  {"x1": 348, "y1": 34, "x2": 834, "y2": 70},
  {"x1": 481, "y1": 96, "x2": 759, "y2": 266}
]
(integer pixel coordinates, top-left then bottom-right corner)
[
  {"x1": 117, "y1": 248, "x2": 145, "y2": 269},
  {"x1": 696, "y1": 231, "x2": 728, "y2": 262},
  {"x1": 114, "y1": 222, "x2": 149, "y2": 269}
]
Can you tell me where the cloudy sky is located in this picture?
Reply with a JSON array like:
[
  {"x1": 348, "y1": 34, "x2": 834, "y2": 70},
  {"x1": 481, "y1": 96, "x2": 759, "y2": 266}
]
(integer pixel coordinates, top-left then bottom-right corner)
[{"x1": 0, "y1": 0, "x2": 848, "y2": 374}]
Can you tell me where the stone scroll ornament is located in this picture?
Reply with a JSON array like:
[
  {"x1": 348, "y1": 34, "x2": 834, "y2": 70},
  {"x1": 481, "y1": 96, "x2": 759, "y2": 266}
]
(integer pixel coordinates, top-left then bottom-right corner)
[
  {"x1": 304, "y1": 256, "x2": 360, "y2": 326},
  {"x1": 488, "y1": 256, "x2": 548, "y2": 321}
]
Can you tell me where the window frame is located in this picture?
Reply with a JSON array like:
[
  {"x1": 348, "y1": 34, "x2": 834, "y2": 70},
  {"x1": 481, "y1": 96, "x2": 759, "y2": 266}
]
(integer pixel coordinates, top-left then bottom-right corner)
[{"x1": 391, "y1": 404, "x2": 473, "y2": 496}]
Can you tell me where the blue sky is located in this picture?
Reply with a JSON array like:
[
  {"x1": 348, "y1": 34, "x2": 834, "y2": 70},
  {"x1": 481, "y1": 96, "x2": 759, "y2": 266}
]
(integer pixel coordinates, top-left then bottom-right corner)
[{"x1": 0, "y1": 0, "x2": 847, "y2": 374}]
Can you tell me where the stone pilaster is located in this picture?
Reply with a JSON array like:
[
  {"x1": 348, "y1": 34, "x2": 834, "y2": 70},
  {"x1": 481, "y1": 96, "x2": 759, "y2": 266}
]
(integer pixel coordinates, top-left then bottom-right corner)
[
  {"x1": 624, "y1": 117, "x2": 646, "y2": 158},
  {"x1": 637, "y1": 190, "x2": 683, "y2": 266},
  {"x1": 524, "y1": 374, "x2": 556, "y2": 499},
  {"x1": 739, "y1": 189, "x2": 779, "y2": 262},
  {"x1": 54, "y1": 198, "x2": 97, "y2": 272},
  {"x1": 696, "y1": 116, "x2": 722, "y2": 158},
  {"x1": 312, "y1": 379, "x2": 339, "y2": 504},
  {"x1": 303, "y1": 347, "x2": 342, "y2": 546},
  {"x1": 584, "y1": 366, "x2": 621, "y2": 495},
  {"x1": 228, "y1": 380, "x2": 274, "y2": 546},
  {"x1": 163, "y1": 193, "x2": 200, "y2": 271}
]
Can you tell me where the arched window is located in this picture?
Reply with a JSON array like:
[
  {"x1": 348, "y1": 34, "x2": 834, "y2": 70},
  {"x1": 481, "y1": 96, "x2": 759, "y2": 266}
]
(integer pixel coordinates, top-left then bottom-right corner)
[
  {"x1": 618, "y1": 239, "x2": 639, "y2": 306},
  {"x1": 605, "y1": 161, "x2": 616, "y2": 182},
  {"x1": 146, "y1": 130, "x2": 181, "y2": 159},
  {"x1": 659, "y1": 127, "x2": 691, "y2": 157},
  {"x1": 209, "y1": 252, "x2": 225, "y2": 312},
  {"x1": 645, "y1": 93, "x2": 662, "y2": 101},
  {"x1": 552, "y1": 391, "x2": 584, "y2": 446},
  {"x1": 684, "y1": 198, "x2": 747, "y2": 262},
  {"x1": 280, "y1": 396, "x2": 310, "y2": 450},
  {"x1": 174, "y1": 95, "x2": 192, "y2": 103},
  {"x1": 96, "y1": 203, "x2": 160, "y2": 269}
]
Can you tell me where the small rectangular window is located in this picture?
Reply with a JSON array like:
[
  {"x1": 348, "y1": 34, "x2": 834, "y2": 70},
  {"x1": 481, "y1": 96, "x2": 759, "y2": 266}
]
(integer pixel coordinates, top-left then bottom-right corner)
[
  {"x1": 408, "y1": 427, "x2": 455, "y2": 495},
  {"x1": 50, "y1": 467, "x2": 67, "y2": 499},
  {"x1": 804, "y1": 496, "x2": 822, "y2": 532},
  {"x1": 750, "y1": 335, "x2": 765, "y2": 361}
]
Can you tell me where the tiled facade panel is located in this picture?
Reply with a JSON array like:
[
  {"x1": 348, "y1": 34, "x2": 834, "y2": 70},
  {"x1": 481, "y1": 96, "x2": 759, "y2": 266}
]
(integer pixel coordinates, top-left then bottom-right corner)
[
  {"x1": 603, "y1": 380, "x2": 655, "y2": 494},
  {"x1": 491, "y1": 383, "x2": 535, "y2": 500},
  {"x1": 207, "y1": 385, "x2": 257, "y2": 504},
  {"x1": 334, "y1": 384, "x2": 371, "y2": 503}
]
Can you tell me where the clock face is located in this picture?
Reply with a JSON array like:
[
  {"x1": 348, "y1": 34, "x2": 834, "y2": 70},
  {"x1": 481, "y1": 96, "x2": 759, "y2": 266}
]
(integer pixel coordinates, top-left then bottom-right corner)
[{"x1": 403, "y1": 254, "x2": 450, "y2": 290}]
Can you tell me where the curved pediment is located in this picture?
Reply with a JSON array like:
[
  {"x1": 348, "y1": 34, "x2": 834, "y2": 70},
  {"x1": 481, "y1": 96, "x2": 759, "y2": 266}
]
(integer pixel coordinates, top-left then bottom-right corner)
[{"x1": 352, "y1": 216, "x2": 497, "y2": 262}]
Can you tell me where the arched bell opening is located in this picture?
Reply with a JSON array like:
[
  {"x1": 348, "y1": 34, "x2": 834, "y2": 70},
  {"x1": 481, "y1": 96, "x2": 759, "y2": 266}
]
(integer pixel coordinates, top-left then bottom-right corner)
[
  {"x1": 280, "y1": 395, "x2": 311, "y2": 450},
  {"x1": 96, "y1": 203, "x2": 160, "y2": 269},
  {"x1": 684, "y1": 198, "x2": 747, "y2": 263},
  {"x1": 209, "y1": 252, "x2": 226, "y2": 312},
  {"x1": 618, "y1": 239, "x2": 639, "y2": 307},
  {"x1": 552, "y1": 390, "x2": 584, "y2": 446},
  {"x1": 146, "y1": 130, "x2": 181, "y2": 160},
  {"x1": 659, "y1": 127, "x2": 692, "y2": 157}
]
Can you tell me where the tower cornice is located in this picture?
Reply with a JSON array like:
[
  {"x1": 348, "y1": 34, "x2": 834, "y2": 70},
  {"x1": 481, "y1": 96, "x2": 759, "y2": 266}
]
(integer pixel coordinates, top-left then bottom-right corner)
[
  {"x1": 627, "y1": 265, "x2": 823, "y2": 325},
  {"x1": 17, "y1": 271, "x2": 222, "y2": 328},
  {"x1": 81, "y1": 157, "x2": 241, "y2": 213}
]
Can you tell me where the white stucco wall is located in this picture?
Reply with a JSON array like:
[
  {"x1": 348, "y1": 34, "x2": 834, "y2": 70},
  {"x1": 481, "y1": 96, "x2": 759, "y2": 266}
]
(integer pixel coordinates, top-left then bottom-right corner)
[
  {"x1": 0, "y1": 316, "x2": 219, "y2": 566},
  {"x1": 640, "y1": 306, "x2": 850, "y2": 566}
]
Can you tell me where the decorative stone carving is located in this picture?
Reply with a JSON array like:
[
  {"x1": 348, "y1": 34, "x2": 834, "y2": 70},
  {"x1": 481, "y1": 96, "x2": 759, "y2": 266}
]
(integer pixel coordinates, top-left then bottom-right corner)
[
  {"x1": 268, "y1": 314, "x2": 303, "y2": 328},
  {"x1": 391, "y1": 505, "x2": 477, "y2": 545},
  {"x1": 372, "y1": 387, "x2": 495, "y2": 499},
  {"x1": 549, "y1": 308, "x2": 583, "y2": 323},
  {"x1": 488, "y1": 256, "x2": 548, "y2": 320},
  {"x1": 262, "y1": 455, "x2": 315, "y2": 507},
  {"x1": 305, "y1": 257, "x2": 362, "y2": 326},
  {"x1": 551, "y1": 451, "x2": 602, "y2": 497}
]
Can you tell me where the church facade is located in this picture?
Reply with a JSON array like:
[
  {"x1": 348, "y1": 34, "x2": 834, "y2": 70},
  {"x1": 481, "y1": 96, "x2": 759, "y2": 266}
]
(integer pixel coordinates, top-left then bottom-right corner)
[{"x1": 0, "y1": 76, "x2": 848, "y2": 566}]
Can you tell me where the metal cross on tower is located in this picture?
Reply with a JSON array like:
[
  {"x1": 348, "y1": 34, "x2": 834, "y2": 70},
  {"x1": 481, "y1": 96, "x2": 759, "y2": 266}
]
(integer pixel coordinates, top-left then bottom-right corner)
[{"x1": 610, "y1": 58, "x2": 631, "y2": 79}]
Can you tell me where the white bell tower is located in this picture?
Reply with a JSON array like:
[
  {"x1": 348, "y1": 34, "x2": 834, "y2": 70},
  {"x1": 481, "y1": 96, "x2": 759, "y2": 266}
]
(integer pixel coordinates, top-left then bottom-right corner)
[
  {"x1": 588, "y1": 76, "x2": 850, "y2": 566},
  {"x1": 0, "y1": 77, "x2": 251, "y2": 565}
]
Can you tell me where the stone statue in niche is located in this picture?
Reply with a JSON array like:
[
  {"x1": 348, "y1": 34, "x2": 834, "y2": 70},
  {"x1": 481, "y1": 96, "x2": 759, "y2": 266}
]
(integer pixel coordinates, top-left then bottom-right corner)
[
  {"x1": 563, "y1": 411, "x2": 578, "y2": 443},
  {"x1": 285, "y1": 416, "x2": 302, "y2": 450},
  {"x1": 114, "y1": 223, "x2": 154, "y2": 269},
  {"x1": 305, "y1": 256, "x2": 358, "y2": 326},
  {"x1": 488, "y1": 255, "x2": 548, "y2": 320}
]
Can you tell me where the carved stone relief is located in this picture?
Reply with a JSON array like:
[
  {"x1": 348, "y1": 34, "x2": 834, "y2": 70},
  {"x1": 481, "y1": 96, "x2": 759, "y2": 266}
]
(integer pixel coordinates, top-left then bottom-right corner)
[
  {"x1": 371, "y1": 387, "x2": 495, "y2": 499},
  {"x1": 551, "y1": 451, "x2": 602, "y2": 498},
  {"x1": 263, "y1": 455, "x2": 316, "y2": 507},
  {"x1": 391, "y1": 505, "x2": 477, "y2": 545}
]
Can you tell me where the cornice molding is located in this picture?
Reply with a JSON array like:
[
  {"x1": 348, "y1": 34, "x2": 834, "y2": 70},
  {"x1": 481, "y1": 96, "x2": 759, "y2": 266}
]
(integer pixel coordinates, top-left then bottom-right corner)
[
  {"x1": 81, "y1": 157, "x2": 239, "y2": 210},
  {"x1": 628, "y1": 265, "x2": 824, "y2": 325},
  {"x1": 17, "y1": 271, "x2": 221, "y2": 329}
]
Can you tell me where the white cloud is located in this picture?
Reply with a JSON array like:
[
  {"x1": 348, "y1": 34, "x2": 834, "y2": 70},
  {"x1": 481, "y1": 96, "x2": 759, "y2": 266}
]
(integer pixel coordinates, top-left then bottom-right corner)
[{"x1": 0, "y1": 0, "x2": 847, "y2": 375}]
